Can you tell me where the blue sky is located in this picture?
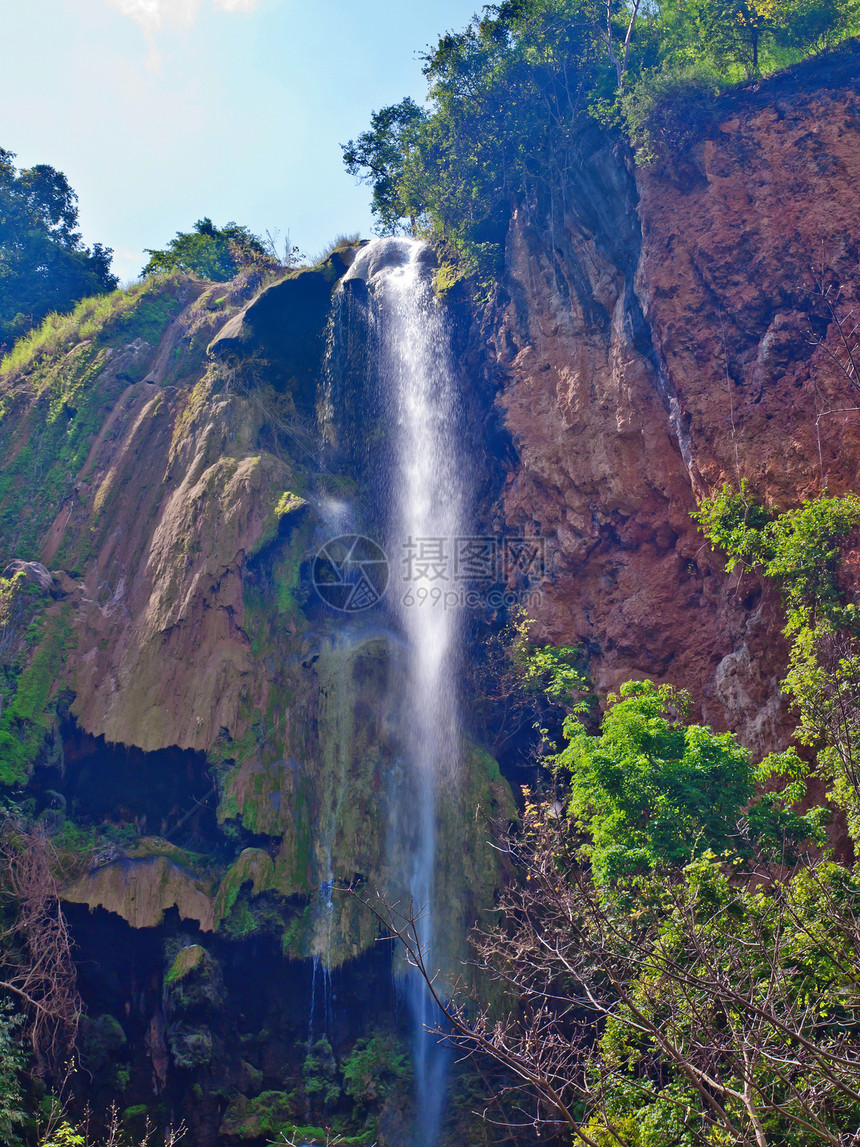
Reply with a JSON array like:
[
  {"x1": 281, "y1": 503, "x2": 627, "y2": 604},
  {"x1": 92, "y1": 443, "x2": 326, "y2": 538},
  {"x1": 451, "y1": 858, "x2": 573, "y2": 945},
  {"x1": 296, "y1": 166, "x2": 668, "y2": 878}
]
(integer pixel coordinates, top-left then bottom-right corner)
[{"x1": 1, "y1": 0, "x2": 480, "y2": 281}]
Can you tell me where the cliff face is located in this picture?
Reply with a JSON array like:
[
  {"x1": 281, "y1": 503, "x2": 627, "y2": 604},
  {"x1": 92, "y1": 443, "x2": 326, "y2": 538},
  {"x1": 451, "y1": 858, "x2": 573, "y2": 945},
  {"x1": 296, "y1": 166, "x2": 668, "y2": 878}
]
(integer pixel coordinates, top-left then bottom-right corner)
[
  {"x1": 0, "y1": 253, "x2": 512, "y2": 955},
  {"x1": 0, "y1": 257, "x2": 514, "y2": 1142},
  {"x1": 487, "y1": 43, "x2": 860, "y2": 753}
]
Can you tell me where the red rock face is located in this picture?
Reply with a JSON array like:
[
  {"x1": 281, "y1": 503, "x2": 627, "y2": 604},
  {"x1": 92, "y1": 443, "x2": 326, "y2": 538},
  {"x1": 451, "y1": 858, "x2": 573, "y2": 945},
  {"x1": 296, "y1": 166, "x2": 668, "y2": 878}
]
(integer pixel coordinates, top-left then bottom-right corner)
[
  {"x1": 638, "y1": 64, "x2": 860, "y2": 502},
  {"x1": 489, "y1": 49, "x2": 860, "y2": 755}
]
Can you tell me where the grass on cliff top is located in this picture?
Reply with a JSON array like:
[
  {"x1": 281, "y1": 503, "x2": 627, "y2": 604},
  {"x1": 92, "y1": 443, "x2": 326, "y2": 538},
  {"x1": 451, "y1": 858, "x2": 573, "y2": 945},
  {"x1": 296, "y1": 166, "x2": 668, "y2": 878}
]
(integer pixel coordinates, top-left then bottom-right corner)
[
  {"x1": 0, "y1": 274, "x2": 194, "y2": 562},
  {"x1": 0, "y1": 272, "x2": 190, "y2": 382}
]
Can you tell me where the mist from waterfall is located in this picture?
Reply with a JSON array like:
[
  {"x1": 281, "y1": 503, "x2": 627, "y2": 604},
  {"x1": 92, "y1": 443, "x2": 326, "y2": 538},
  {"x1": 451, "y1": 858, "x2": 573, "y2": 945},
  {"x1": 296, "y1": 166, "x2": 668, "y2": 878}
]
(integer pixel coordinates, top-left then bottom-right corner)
[{"x1": 342, "y1": 237, "x2": 470, "y2": 1145}]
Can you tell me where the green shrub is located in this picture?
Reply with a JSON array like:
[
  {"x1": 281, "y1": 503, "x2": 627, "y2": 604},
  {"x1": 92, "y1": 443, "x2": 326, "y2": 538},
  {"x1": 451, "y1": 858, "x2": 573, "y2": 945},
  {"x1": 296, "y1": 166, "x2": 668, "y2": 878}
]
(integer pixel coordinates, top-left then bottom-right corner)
[{"x1": 622, "y1": 62, "x2": 722, "y2": 167}]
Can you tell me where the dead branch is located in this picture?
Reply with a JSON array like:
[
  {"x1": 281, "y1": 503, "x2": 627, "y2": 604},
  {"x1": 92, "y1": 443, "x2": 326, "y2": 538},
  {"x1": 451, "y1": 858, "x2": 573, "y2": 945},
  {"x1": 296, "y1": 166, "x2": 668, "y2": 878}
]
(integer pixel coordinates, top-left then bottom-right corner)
[
  {"x1": 359, "y1": 803, "x2": 860, "y2": 1147},
  {"x1": 0, "y1": 818, "x2": 83, "y2": 1074}
]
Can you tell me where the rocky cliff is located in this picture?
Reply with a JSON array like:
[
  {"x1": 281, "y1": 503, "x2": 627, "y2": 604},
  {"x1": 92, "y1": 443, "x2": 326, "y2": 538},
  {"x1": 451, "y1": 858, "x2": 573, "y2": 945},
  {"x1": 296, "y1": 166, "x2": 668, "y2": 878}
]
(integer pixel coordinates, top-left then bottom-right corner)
[
  {"x1": 0, "y1": 255, "x2": 511, "y2": 1143},
  {"x1": 486, "y1": 42, "x2": 860, "y2": 756}
]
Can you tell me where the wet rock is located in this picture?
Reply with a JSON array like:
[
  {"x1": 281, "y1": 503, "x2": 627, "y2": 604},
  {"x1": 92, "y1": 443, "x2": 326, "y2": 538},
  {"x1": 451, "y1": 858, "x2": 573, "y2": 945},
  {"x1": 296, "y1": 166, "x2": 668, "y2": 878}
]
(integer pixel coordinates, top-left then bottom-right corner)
[{"x1": 80, "y1": 1013, "x2": 127, "y2": 1073}]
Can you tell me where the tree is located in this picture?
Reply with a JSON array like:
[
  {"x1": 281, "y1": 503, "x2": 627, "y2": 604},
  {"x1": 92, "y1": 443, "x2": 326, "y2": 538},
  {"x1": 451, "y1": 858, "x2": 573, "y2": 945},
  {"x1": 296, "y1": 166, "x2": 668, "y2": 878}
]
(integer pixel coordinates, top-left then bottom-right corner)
[
  {"x1": 0, "y1": 149, "x2": 117, "y2": 352},
  {"x1": 0, "y1": 819, "x2": 82, "y2": 1074},
  {"x1": 341, "y1": 98, "x2": 427, "y2": 234},
  {"x1": 696, "y1": 489, "x2": 860, "y2": 836},
  {"x1": 141, "y1": 217, "x2": 272, "y2": 281},
  {"x1": 341, "y1": 0, "x2": 620, "y2": 277},
  {"x1": 371, "y1": 696, "x2": 850, "y2": 1146},
  {"x1": 364, "y1": 639, "x2": 837, "y2": 1144},
  {"x1": 466, "y1": 610, "x2": 589, "y2": 762},
  {"x1": 0, "y1": 1001, "x2": 25, "y2": 1145},
  {"x1": 557, "y1": 680, "x2": 814, "y2": 882}
]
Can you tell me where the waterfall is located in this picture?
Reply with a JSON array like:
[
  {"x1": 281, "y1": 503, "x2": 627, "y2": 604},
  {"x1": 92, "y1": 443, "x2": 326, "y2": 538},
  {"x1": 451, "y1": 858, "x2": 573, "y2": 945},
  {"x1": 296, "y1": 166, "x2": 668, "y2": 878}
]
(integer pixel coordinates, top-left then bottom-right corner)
[{"x1": 340, "y1": 237, "x2": 471, "y2": 1145}]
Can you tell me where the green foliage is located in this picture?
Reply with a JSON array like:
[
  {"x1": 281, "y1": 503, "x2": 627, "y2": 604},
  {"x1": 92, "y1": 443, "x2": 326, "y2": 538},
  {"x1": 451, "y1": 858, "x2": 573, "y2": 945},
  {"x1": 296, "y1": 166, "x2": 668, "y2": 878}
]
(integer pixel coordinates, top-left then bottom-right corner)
[
  {"x1": 469, "y1": 609, "x2": 592, "y2": 758},
  {"x1": 674, "y1": 0, "x2": 859, "y2": 75},
  {"x1": 698, "y1": 488, "x2": 860, "y2": 837},
  {"x1": 555, "y1": 679, "x2": 817, "y2": 881},
  {"x1": 0, "y1": 149, "x2": 117, "y2": 352},
  {"x1": 0, "y1": 1001, "x2": 25, "y2": 1146},
  {"x1": 479, "y1": 786, "x2": 860, "y2": 1143},
  {"x1": 341, "y1": 1033, "x2": 412, "y2": 1106},
  {"x1": 342, "y1": 100, "x2": 427, "y2": 234},
  {"x1": 221, "y1": 1090, "x2": 297, "y2": 1140},
  {"x1": 0, "y1": 272, "x2": 182, "y2": 379},
  {"x1": 81, "y1": 1015, "x2": 127, "y2": 1074},
  {"x1": 142, "y1": 217, "x2": 271, "y2": 281},
  {"x1": 621, "y1": 62, "x2": 721, "y2": 167},
  {"x1": 0, "y1": 278, "x2": 186, "y2": 568},
  {"x1": 302, "y1": 1038, "x2": 341, "y2": 1109},
  {"x1": 692, "y1": 481, "x2": 775, "y2": 572},
  {"x1": 343, "y1": 0, "x2": 620, "y2": 281},
  {"x1": 40, "y1": 1126, "x2": 86, "y2": 1147},
  {"x1": 695, "y1": 485, "x2": 860, "y2": 630},
  {"x1": 343, "y1": 0, "x2": 859, "y2": 279},
  {"x1": 0, "y1": 594, "x2": 72, "y2": 789},
  {"x1": 697, "y1": 487, "x2": 860, "y2": 839},
  {"x1": 584, "y1": 854, "x2": 860, "y2": 1143},
  {"x1": 511, "y1": 615, "x2": 590, "y2": 713}
]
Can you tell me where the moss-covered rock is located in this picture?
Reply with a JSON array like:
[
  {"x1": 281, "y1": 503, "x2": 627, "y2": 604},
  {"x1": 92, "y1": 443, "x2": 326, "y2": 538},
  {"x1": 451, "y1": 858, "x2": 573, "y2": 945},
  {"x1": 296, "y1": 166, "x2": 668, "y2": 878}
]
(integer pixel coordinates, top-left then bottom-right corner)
[
  {"x1": 219, "y1": 1090, "x2": 299, "y2": 1141},
  {"x1": 167, "y1": 1023, "x2": 215, "y2": 1070},
  {"x1": 164, "y1": 942, "x2": 223, "y2": 1015},
  {"x1": 80, "y1": 1014, "x2": 127, "y2": 1073},
  {"x1": 62, "y1": 856, "x2": 216, "y2": 930}
]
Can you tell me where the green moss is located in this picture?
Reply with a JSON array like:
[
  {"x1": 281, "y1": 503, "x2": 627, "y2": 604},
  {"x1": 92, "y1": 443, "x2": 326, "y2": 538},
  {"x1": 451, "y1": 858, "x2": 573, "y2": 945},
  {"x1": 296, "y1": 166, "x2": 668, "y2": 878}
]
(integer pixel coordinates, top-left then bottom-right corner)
[
  {"x1": 220, "y1": 1091, "x2": 299, "y2": 1140},
  {"x1": 164, "y1": 944, "x2": 205, "y2": 986},
  {"x1": 213, "y1": 847, "x2": 275, "y2": 923},
  {"x1": 0, "y1": 274, "x2": 186, "y2": 379},
  {"x1": 125, "y1": 836, "x2": 210, "y2": 871},
  {"x1": 51, "y1": 820, "x2": 99, "y2": 865},
  {"x1": 0, "y1": 276, "x2": 196, "y2": 566},
  {"x1": 342, "y1": 1033, "x2": 412, "y2": 1105},
  {"x1": 279, "y1": 1125, "x2": 327, "y2": 1145},
  {"x1": 0, "y1": 605, "x2": 73, "y2": 787},
  {"x1": 220, "y1": 897, "x2": 258, "y2": 939},
  {"x1": 281, "y1": 903, "x2": 315, "y2": 958}
]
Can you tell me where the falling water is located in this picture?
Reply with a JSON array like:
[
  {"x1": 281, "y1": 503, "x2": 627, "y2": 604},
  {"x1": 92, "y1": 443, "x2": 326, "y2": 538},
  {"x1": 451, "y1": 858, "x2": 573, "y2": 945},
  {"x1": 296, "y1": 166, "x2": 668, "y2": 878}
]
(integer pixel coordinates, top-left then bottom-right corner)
[{"x1": 341, "y1": 237, "x2": 471, "y2": 1145}]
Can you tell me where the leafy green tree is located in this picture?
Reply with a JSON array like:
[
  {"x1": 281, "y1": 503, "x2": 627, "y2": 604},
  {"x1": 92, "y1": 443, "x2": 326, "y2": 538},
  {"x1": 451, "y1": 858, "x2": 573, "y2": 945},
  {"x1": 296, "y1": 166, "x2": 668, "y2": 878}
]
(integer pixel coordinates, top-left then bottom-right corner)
[
  {"x1": 0, "y1": 149, "x2": 116, "y2": 352},
  {"x1": 385, "y1": 783, "x2": 857, "y2": 1145},
  {"x1": 555, "y1": 679, "x2": 816, "y2": 881},
  {"x1": 343, "y1": 0, "x2": 859, "y2": 280},
  {"x1": 141, "y1": 217, "x2": 270, "y2": 280},
  {"x1": 697, "y1": 487, "x2": 860, "y2": 837},
  {"x1": 341, "y1": 98, "x2": 427, "y2": 233},
  {"x1": 0, "y1": 1001, "x2": 24, "y2": 1145},
  {"x1": 774, "y1": 0, "x2": 860, "y2": 51},
  {"x1": 342, "y1": 0, "x2": 624, "y2": 279},
  {"x1": 681, "y1": 0, "x2": 858, "y2": 74}
]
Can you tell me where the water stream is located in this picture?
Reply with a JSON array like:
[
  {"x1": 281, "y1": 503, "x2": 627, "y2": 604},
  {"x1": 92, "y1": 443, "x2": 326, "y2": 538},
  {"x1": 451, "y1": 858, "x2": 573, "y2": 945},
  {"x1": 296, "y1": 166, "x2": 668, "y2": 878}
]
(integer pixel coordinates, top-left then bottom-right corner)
[{"x1": 340, "y1": 237, "x2": 471, "y2": 1144}]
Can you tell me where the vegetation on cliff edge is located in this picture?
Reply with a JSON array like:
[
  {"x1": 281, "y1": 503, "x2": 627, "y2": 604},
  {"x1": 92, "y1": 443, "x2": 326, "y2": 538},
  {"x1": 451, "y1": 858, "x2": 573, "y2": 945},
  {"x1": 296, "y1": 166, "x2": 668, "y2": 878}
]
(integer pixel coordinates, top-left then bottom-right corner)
[{"x1": 343, "y1": 1, "x2": 860, "y2": 284}]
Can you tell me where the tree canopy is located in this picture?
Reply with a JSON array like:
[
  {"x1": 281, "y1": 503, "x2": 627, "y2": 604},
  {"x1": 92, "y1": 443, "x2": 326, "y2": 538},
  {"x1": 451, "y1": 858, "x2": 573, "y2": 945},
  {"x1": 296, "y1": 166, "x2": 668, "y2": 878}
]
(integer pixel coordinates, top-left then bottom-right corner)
[
  {"x1": 342, "y1": 0, "x2": 860, "y2": 280},
  {"x1": 0, "y1": 149, "x2": 117, "y2": 353},
  {"x1": 141, "y1": 217, "x2": 271, "y2": 281}
]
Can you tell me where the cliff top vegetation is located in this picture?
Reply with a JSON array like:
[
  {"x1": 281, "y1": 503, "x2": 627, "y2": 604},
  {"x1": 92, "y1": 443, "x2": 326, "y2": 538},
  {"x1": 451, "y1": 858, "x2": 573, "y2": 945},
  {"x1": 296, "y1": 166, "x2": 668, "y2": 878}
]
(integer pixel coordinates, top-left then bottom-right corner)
[
  {"x1": 342, "y1": 0, "x2": 860, "y2": 283},
  {"x1": 0, "y1": 151, "x2": 117, "y2": 357}
]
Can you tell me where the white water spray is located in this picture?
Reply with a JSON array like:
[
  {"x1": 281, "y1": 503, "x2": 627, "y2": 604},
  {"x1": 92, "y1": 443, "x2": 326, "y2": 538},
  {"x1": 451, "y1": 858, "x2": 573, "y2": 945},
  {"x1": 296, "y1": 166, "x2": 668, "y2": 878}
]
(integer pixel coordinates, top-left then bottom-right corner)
[{"x1": 343, "y1": 237, "x2": 470, "y2": 1145}]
